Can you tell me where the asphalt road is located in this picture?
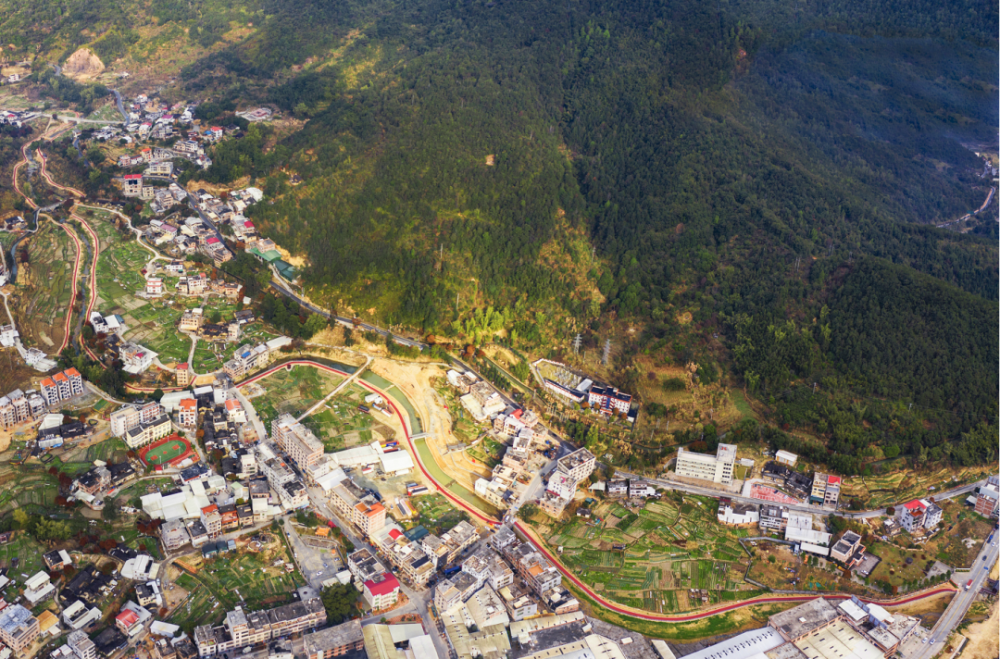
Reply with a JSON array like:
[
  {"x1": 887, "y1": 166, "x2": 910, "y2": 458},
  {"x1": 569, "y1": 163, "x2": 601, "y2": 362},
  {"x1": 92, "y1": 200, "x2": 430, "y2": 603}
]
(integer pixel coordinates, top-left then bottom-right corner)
[
  {"x1": 613, "y1": 470, "x2": 984, "y2": 519},
  {"x1": 907, "y1": 530, "x2": 998, "y2": 659}
]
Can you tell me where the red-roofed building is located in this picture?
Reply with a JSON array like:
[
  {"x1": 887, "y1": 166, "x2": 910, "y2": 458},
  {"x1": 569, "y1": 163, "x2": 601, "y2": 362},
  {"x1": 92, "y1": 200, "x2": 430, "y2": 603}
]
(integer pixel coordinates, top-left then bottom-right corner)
[
  {"x1": 115, "y1": 609, "x2": 140, "y2": 635},
  {"x1": 224, "y1": 398, "x2": 246, "y2": 423},
  {"x1": 178, "y1": 398, "x2": 198, "y2": 427},
  {"x1": 206, "y1": 236, "x2": 220, "y2": 246},
  {"x1": 899, "y1": 498, "x2": 942, "y2": 532},
  {"x1": 40, "y1": 368, "x2": 84, "y2": 404},
  {"x1": 362, "y1": 573, "x2": 400, "y2": 611},
  {"x1": 823, "y1": 474, "x2": 841, "y2": 508},
  {"x1": 123, "y1": 174, "x2": 144, "y2": 197},
  {"x1": 39, "y1": 377, "x2": 58, "y2": 405},
  {"x1": 64, "y1": 368, "x2": 83, "y2": 396},
  {"x1": 388, "y1": 529, "x2": 403, "y2": 541}
]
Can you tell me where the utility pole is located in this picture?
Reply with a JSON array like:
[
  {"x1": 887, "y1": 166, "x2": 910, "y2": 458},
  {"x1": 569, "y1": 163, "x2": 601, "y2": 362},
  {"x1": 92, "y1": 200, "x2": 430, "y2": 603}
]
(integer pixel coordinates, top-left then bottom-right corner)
[
  {"x1": 572, "y1": 333, "x2": 581, "y2": 356},
  {"x1": 602, "y1": 339, "x2": 611, "y2": 366}
]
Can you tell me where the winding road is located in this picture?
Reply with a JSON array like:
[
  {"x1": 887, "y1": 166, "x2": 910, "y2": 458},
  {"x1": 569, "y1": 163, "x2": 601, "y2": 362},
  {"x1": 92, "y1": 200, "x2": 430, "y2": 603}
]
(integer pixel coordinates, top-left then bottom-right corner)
[{"x1": 9, "y1": 130, "x2": 92, "y2": 355}]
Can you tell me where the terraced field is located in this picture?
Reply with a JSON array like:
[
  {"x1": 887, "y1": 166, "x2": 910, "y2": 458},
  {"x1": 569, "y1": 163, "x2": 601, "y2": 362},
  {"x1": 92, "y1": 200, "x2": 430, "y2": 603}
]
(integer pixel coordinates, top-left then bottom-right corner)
[
  {"x1": 15, "y1": 221, "x2": 77, "y2": 350},
  {"x1": 544, "y1": 494, "x2": 758, "y2": 614}
]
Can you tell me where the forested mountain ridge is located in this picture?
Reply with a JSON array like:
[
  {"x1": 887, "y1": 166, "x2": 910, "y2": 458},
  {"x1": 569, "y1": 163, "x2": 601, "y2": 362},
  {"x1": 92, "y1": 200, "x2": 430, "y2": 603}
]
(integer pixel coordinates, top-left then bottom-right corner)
[{"x1": 2, "y1": 0, "x2": 997, "y2": 468}]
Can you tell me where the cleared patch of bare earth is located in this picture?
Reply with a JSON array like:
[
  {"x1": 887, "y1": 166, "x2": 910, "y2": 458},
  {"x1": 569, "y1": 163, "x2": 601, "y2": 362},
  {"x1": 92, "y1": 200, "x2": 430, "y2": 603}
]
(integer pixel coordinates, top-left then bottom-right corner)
[{"x1": 63, "y1": 48, "x2": 106, "y2": 80}]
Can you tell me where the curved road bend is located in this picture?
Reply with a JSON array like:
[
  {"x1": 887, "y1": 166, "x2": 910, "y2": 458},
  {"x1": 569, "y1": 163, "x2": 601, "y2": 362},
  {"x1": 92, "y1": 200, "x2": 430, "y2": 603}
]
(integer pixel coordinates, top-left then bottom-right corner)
[{"x1": 232, "y1": 359, "x2": 962, "y2": 624}]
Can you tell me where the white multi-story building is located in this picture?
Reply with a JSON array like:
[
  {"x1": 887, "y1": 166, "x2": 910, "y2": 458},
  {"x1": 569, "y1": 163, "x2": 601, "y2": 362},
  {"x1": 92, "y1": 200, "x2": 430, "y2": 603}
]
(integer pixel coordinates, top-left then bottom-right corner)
[
  {"x1": 120, "y1": 342, "x2": 158, "y2": 374},
  {"x1": 123, "y1": 415, "x2": 171, "y2": 449},
  {"x1": 39, "y1": 368, "x2": 85, "y2": 405},
  {"x1": 556, "y1": 448, "x2": 596, "y2": 482},
  {"x1": 110, "y1": 402, "x2": 164, "y2": 437},
  {"x1": 271, "y1": 414, "x2": 323, "y2": 471},
  {"x1": 898, "y1": 499, "x2": 943, "y2": 532},
  {"x1": 177, "y1": 398, "x2": 198, "y2": 427},
  {"x1": 675, "y1": 443, "x2": 737, "y2": 485}
]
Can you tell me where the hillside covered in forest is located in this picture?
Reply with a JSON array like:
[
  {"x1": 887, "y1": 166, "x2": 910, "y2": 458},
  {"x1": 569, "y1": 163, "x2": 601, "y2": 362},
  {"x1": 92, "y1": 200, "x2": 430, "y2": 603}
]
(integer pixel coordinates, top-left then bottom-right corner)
[{"x1": 1, "y1": 0, "x2": 997, "y2": 468}]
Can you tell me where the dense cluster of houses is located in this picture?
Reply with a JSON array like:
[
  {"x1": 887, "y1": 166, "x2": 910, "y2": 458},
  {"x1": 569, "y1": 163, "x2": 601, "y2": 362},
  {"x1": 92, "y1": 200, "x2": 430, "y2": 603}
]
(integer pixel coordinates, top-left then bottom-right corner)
[
  {"x1": 95, "y1": 93, "x2": 214, "y2": 169},
  {"x1": 0, "y1": 535, "x2": 185, "y2": 659},
  {"x1": 0, "y1": 108, "x2": 31, "y2": 127},
  {"x1": 0, "y1": 369, "x2": 84, "y2": 430},
  {"x1": 537, "y1": 448, "x2": 597, "y2": 517},
  {"x1": 138, "y1": 186, "x2": 265, "y2": 272}
]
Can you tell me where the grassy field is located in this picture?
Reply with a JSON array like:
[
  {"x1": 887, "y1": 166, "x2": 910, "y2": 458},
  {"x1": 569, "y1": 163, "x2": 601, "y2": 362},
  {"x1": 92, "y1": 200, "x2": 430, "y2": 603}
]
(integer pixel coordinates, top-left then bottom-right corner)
[
  {"x1": 407, "y1": 494, "x2": 472, "y2": 536},
  {"x1": 433, "y1": 381, "x2": 480, "y2": 443},
  {"x1": 839, "y1": 465, "x2": 993, "y2": 509},
  {"x1": 563, "y1": 573, "x2": 787, "y2": 641},
  {"x1": 250, "y1": 365, "x2": 345, "y2": 429},
  {"x1": 86, "y1": 103, "x2": 123, "y2": 122},
  {"x1": 0, "y1": 533, "x2": 47, "y2": 578},
  {"x1": 0, "y1": 469, "x2": 60, "y2": 517},
  {"x1": 94, "y1": 238, "x2": 149, "y2": 304},
  {"x1": 747, "y1": 544, "x2": 860, "y2": 594},
  {"x1": 171, "y1": 572, "x2": 225, "y2": 634},
  {"x1": 537, "y1": 493, "x2": 761, "y2": 613},
  {"x1": 192, "y1": 341, "x2": 225, "y2": 373},
  {"x1": 467, "y1": 438, "x2": 506, "y2": 469},
  {"x1": 176, "y1": 538, "x2": 305, "y2": 616}
]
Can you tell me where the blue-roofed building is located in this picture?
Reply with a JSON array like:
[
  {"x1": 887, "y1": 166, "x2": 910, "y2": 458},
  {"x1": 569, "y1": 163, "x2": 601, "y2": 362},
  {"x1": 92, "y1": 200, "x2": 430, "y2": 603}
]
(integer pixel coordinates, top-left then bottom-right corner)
[{"x1": 404, "y1": 525, "x2": 429, "y2": 542}]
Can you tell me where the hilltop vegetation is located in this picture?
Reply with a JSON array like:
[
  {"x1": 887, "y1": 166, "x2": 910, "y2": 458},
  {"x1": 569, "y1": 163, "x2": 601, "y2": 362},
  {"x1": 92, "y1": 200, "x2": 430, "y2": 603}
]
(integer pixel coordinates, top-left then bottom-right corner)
[{"x1": 0, "y1": 0, "x2": 997, "y2": 470}]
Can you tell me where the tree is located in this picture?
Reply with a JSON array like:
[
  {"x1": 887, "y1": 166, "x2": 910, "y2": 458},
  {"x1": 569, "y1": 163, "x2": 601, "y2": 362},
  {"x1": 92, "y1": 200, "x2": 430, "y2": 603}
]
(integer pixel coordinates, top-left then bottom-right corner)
[
  {"x1": 321, "y1": 583, "x2": 360, "y2": 622},
  {"x1": 103, "y1": 505, "x2": 118, "y2": 522},
  {"x1": 584, "y1": 424, "x2": 600, "y2": 450},
  {"x1": 517, "y1": 503, "x2": 538, "y2": 521},
  {"x1": 151, "y1": 388, "x2": 164, "y2": 402},
  {"x1": 12, "y1": 509, "x2": 30, "y2": 529},
  {"x1": 208, "y1": 309, "x2": 223, "y2": 323},
  {"x1": 304, "y1": 313, "x2": 327, "y2": 338},
  {"x1": 35, "y1": 519, "x2": 71, "y2": 542}
]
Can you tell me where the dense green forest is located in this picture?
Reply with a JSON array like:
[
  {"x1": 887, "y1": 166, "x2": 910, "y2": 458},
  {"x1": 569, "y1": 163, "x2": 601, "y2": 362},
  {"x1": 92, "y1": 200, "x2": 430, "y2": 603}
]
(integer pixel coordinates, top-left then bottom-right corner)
[{"x1": 0, "y1": 0, "x2": 996, "y2": 469}]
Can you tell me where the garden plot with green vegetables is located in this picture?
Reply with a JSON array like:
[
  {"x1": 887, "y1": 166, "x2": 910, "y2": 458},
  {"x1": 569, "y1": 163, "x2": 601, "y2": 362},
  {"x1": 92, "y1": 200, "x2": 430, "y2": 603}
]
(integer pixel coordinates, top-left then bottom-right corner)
[
  {"x1": 250, "y1": 366, "x2": 345, "y2": 428},
  {"x1": 542, "y1": 493, "x2": 757, "y2": 614},
  {"x1": 302, "y1": 383, "x2": 393, "y2": 451}
]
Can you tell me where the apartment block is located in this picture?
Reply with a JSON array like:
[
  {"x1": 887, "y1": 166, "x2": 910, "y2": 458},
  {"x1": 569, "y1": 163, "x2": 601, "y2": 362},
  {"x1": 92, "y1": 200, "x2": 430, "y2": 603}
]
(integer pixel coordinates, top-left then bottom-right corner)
[
  {"x1": 0, "y1": 389, "x2": 38, "y2": 428},
  {"x1": 271, "y1": 414, "x2": 323, "y2": 471},
  {"x1": 302, "y1": 620, "x2": 364, "y2": 659},
  {"x1": 675, "y1": 443, "x2": 737, "y2": 485},
  {"x1": 0, "y1": 604, "x2": 39, "y2": 652},
  {"x1": 110, "y1": 402, "x2": 163, "y2": 437},
  {"x1": 556, "y1": 448, "x2": 596, "y2": 482},
  {"x1": 194, "y1": 596, "x2": 327, "y2": 656},
  {"x1": 976, "y1": 483, "x2": 999, "y2": 517},
  {"x1": 178, "y1": 398, "x2": 198, "y2": 427},
  {"x1": 124, "y1": 414, "x2": 171, "y2": 449}
]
